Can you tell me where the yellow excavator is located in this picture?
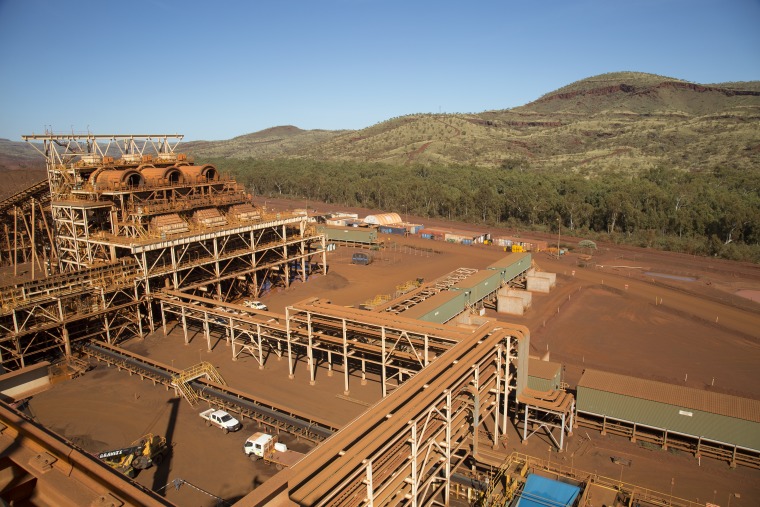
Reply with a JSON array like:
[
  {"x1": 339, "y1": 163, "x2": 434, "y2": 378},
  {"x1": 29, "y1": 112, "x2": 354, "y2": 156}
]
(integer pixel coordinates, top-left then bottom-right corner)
[{"x1": 97, "y1": 434, "x2": 168, "y2": 478}]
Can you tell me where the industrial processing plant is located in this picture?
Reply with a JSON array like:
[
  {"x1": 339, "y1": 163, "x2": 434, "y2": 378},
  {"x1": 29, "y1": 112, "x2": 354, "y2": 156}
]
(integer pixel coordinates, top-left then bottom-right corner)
[{"x1": 0, "y1": 134, "x2": 758, "y2": 506}]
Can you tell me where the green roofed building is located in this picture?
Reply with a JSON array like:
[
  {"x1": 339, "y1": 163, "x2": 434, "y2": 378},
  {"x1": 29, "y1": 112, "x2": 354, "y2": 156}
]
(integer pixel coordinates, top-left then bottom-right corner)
[
  {"x1": 528, "y1": 357, "x2": 562, "y2": 391},
  {"x1": 576, "y1": 369, "x2": 760, "y2": 467}
]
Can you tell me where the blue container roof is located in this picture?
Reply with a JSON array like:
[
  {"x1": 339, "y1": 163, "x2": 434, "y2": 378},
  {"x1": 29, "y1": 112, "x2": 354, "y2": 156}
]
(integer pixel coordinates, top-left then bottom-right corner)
[{"x1": 517, "y1": 475, "x2": 580, "y2": 507}]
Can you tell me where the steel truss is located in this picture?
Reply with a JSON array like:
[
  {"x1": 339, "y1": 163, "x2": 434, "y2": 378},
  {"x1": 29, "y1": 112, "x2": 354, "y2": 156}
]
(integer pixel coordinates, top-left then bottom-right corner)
[
  {"x1": 156, "y1": 292, "x2": 468, "y2": 397},
  {"x1": 286, "y1": 323, "x2": 531, "y2": 507},
  {"x1": 22, "y1": 133, "x2": 185, "y2": 201},
  {"x1": 0, "y1": 261, "x2": 142, "y2": 371},
  {"x1": 516, "y1": 392, "x2": 575, "y2": 451},
  {"x1": 0, "y1": 180, "x2": 55, "y2": 271},
  {"x1": 285, "y1": 300, "x2": 467, "y2": 397},
  {"x1": 132, "y1": 216, "x2": 325, "y2": 299},
  {"x1": 377, "y1": 267, "x2": 478, "y2": 314}
]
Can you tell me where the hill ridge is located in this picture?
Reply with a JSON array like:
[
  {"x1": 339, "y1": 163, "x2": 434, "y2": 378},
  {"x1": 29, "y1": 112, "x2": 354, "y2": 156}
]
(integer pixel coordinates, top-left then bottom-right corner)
[{"x1": 2, "y1": 71, "x2": 759, "y2": 174}]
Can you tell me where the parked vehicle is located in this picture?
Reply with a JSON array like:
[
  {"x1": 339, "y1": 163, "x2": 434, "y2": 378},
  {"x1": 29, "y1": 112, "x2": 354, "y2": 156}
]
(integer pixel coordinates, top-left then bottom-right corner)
[
  {"x1": 243, "y1": 300, "x2": 268, "y2": 311},
  {"x1": 199, "y1": 409, "x2": 241, "y2": 433},
  {"x1": 351, "y1": 252, "x2": 371, "y2": 265},
  {"x1": 243, "y1": 432, "x2": 305, "y2": 470}
]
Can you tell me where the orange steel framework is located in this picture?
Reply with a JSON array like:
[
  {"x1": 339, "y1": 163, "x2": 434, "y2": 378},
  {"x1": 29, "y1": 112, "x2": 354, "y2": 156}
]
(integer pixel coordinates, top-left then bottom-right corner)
[
  {"x1": 20, "y1": 134, "x2": 326, "y2": 301},
  {"x1": 0, "y1": 134, "x2": 327, "y2": 371},
  {"x1": 0, "y1": 260, "x2": 142, "y2": 371},
  {"x1": 0, "y1": 134, "x2": 578, "y2": 506},
  {"x1": 0, "y1": 179, "x2": 54, "y2": 274},
  {"x1": 242, "y1": 321, "x2": 544, "y2": 506}
]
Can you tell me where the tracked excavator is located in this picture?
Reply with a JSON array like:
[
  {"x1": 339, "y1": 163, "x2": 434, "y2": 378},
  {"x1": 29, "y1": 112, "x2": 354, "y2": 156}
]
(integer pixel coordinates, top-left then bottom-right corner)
[{"x1": 97, "y1": 434, "x2": 168, "y2": 478}]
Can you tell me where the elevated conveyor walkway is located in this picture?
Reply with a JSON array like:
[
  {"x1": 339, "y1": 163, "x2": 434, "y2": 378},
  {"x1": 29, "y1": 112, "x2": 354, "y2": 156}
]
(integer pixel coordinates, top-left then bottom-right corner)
[{"x1": 171, "y1": 361, "x2": 227, "y2": 406}]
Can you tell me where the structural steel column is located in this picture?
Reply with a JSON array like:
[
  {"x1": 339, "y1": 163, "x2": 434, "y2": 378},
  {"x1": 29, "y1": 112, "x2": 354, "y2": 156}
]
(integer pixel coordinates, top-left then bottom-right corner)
[
  {"x1": 170, "y1": 245, "x2": 179, "y2": 289},
  {"x1": 342, "y1": 318, "x2": 349, "y2": 395},
  {"x1": 161, "y1": 301, "x2": 166, "y2": 335},
  {"x1": 213, "y1": 236, "x2": 221, "y2": 298},
  {"x1": 30, "y1": 198, "x2": 35, "y2": 279},
  {"x1": 493, "y1": 343, "x2": 502, "y2": 447},
  {"x1": 381, "y1": 327, "x2": 387, "y2": 398},
  {"x1": 180, "y1": 305, "x2": 188, "y2": 345},
  {"x1": 286, "y1": 307, "x2": 294, "y2": 379},
  {"x1": 444, "y1": 389, "x2": 452, "y2": 505},
  {"x1": 321, "y1": 234, "x2": 327, "y2": 274},
  {"x1": 282, "y1": 224, "x2": 290, "y2": 288},
  {"x1": 203, "y1": 311, "x2": 211, "y2": 351},
  {"x1": 365, "y1": 461, "x2": 374, "y2": 507},
  {"x1": 307, "y1": 313, "x2": 315, "y2": 385},
  {"x1": 410, "y1": 422, "x2": 418, "y2": 505},
  {"x1": 256, "y1": 323, "x2": 264, "y2": 369},
  {"x1": 57, "y1": 298, "x2": 71, "y2": 358}
]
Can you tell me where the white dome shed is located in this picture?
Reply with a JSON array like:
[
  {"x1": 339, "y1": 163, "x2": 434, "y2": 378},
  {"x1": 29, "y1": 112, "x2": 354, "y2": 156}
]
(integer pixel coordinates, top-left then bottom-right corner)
[{"x1": 363, "y1": 213, "x2": 402, "y2": 226}]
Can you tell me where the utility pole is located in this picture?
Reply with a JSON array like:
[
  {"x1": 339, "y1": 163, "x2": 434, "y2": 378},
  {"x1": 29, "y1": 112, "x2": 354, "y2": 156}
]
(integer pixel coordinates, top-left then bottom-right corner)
[{"x1": 557, "y1": 217, "x2": 561, "y2": 259}]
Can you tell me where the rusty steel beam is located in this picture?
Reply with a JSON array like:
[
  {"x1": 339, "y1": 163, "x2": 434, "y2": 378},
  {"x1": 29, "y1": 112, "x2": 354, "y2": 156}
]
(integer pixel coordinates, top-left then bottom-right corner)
[{"x1": 285, "y1": 322, "x2": 531, "y2": 506}]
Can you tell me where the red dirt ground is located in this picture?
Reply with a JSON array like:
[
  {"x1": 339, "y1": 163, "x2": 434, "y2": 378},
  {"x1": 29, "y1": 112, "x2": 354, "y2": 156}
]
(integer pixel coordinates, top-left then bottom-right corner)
[{"x1": 21, "y1": 198, "x2": 760, "y2": 506}]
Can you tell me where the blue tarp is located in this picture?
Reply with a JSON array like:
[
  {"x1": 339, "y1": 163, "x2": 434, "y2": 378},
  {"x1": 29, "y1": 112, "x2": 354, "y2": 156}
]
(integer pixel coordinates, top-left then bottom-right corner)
[{"x1": 516, "y1": 475, "x2": 581, "y2": 507}]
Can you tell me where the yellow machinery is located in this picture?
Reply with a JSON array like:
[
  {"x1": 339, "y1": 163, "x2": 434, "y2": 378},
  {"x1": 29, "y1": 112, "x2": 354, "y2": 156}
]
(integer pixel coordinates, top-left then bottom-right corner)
[{"x1": 97, "y1": 434, "x2": 168, "y2": 478}]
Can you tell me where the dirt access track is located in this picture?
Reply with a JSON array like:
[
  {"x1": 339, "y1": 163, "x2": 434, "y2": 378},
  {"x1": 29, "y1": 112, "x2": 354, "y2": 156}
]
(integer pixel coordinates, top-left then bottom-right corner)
[{"x1": 25, "y1": 198, "x2": 760, "y2": 506}]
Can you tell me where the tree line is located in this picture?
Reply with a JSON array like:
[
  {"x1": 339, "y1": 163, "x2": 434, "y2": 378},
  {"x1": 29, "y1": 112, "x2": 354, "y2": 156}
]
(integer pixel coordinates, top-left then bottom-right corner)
[{"x1": 206, "y1": 158, "x2": 760, "y2": 263}]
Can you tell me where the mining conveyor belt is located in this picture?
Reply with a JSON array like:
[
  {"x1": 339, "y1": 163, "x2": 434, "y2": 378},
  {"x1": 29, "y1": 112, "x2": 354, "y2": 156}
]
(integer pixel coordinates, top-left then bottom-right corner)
[
  {"x1": 286, "y1": 322, "x2": 527, "y2": 506},
  {"x1": 0, "y1": 179, "x2": 50, "y2": 216},
  {"x1": 82, "y1": 342, "x2": 338, "y2": 443}
]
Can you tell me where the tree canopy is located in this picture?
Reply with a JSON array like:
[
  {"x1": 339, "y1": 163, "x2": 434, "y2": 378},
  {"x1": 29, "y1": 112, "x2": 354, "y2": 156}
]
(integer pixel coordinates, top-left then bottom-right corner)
[{"x1": 208, "y1": 158, "x2": 760, "y2": 263}]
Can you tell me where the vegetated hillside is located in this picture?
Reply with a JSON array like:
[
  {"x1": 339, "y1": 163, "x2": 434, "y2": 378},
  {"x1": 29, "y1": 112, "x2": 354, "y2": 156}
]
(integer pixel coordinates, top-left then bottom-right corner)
[
  {"x1": 0, "y1": 139, "x2": 43, "y2": 170},
  {"x1": 1, "y1": 72, "x2": 758, "y2": 175},
  {"x1": 181, "y1": 126, "x2": 348, "y2": 159},
  {"x1": 0, "y1": 139, "x2": 47, "y2": 200},
  {"x1": 305, "y1": 72, "x2": 760, "y2": 173}
]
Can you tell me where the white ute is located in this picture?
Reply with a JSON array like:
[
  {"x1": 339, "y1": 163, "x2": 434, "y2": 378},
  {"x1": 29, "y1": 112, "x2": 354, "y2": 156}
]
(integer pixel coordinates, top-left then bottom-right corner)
[
  {"x1": 243, "y1": 300, "x2": 268, "y2": 311},
  {"x1": 199, "y1": 409, "x2": 241, "y2": 433},
  {"x1": 243, "y1": 432, "x2": 305, "y2": 470}
]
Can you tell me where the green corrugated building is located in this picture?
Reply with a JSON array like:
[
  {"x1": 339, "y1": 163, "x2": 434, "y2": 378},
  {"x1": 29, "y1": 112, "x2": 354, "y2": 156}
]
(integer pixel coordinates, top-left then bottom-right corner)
[
  {"x1": 488, "y1": 252, "x2": 532, "y2": 284},
  {"x1": 316, "y1": 225, "x2": 378, "y2": 244},
  {"x1": 402, "y1": 290, "x2": 468, "y2": 324},
  {"x1": 452, "y1": 269, "x2": 502, "y2": 304},
  {"x1": 577, "y1": 369, "x2": 760, "y2": 452},
  {"x1": 528, "y1": 357, "x2": 562, "y2": 391}
]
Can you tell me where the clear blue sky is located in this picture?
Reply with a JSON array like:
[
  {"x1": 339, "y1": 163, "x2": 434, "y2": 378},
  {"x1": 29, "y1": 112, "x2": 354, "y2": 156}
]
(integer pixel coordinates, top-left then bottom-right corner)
[{"x1": 1, "y1": 0, "x2": 758, "y2": 141}]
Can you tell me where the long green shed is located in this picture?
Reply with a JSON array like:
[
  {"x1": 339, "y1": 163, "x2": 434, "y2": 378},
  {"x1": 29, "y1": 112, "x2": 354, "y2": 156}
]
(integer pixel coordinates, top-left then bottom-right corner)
[
  {"x1": 488, "y1": 252, "x2": 532, "y2": 284},
  {"x1": 452, "y1": 269, "x2": 502, "y2": 304},
  {"x1": 401, "y1": 289, "x2": 468, "y2": 324},
  {"x1": 316, "y1": 225, "x2": 377, "y2": 244},
  {"x1": 577, "y1": 369, "x2": 760, "y2": 452}
]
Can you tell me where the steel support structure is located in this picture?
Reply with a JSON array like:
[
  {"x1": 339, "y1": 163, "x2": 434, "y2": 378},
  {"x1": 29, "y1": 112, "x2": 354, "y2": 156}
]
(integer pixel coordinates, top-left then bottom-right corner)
[
  {"x1": 576, "y1": 410, "x2": 760, "y2": 469},
  {"x1": 129, "y1": 216, "x2": 324, "y2": 300},
  {"x1": 0, "y1": 133, "x2": 326, "y2": 372},
  {"x1": 517, "y1": 393, "x2": 575, "y2": 451},
  {"x1": 20, "y1": 133, "x2": 327, "y2": 288},
  {"x1": 0, "y1": 261, "x2": 142, "y2": 371},
  {"x1": 286, "y1": 300, "x2": 466, "y2": 397},
  {"x1": 286, "y1": 322, "x2": 531, "y2": 507},
  {"x1": 155, "y1": 293, "x2": 465, "y2": 398},
  {"x1": 376, "y1": 267, "x2": 478, "y2": 315},
  {"x1": 0, "y1": 180, "x2": 54, "y2": 271}
]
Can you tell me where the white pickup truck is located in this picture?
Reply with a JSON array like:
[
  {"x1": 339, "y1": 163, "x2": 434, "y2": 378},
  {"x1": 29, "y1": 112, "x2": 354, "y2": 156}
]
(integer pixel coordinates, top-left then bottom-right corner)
[
  {"x1": 199, "y1": 409, "x2": 241, "y2": 433},
  {"x1": 243, "y1": 432, "x2": 305, "y2": 470}
]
